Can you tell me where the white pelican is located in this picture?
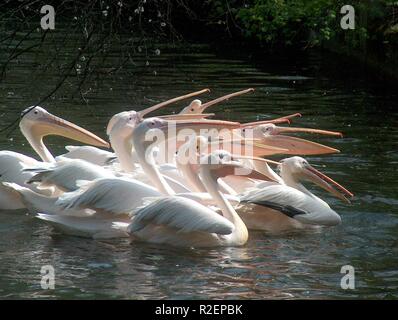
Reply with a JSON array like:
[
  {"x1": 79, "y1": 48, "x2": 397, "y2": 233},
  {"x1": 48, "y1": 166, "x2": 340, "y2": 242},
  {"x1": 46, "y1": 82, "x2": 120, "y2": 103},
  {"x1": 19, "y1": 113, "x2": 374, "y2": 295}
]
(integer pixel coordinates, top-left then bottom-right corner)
[
  {"x1": 132, "y1": 118, "x2": 240, "y2": 195},
  {"x1": 167, "y1": 88, "x2": 300, "y2": 126},
  {"x1": 57, "y1": 88, "x2": 211, "y2": 166},
  {"x1": 18, "y1": 106, "x2": 109, "y2": 162},
  {"x1": 173, "y1": 136, "x2": 353, "y2": 232},
  {"x1": 26, "y1": 117, "x2": 205, "y2": 215},
  {"x1": 175, "y1": 135, "x2": 281, "y2": 195},
  {"x1": 31, "y1": 120, "x2": 273, "y2": 239},
  {"x1": 106, "y1": 89, "x2": 211, "y2": 138},
  {"x1": 178, "y1": 88, "x2": 254, "y2": 115},
  {"x1": 238, "y1": 156, "x2": 354, "y2": 232},
  {"x1": 36, "y1": 118, "x2": 272, "y2": 215},
  {"x1": 122, "y1": 151, "x2": 270, "y2": 248},
  {"x1": 0, "y1": 106, "x2": 109, "y2": 209},
  {"x1": 131, "y1": 118, "x2": 283, "y2": 195},
  {"x1": 19, "y1": 90, "x2": 219, "y2": 192}
]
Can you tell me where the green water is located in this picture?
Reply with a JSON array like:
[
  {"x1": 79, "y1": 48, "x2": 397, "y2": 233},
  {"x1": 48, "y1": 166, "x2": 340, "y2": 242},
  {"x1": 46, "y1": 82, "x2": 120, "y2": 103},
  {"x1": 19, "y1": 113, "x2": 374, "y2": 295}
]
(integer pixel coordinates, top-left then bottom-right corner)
[{"x1": 0, "y1": 27, "x2": 397, "y2": 299}]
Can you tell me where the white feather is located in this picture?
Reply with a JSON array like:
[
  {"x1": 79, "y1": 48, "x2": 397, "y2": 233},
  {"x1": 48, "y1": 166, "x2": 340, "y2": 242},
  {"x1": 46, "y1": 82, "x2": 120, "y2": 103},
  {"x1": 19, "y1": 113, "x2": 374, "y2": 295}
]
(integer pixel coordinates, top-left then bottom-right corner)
[
  {"x1": 129, "y1": 196, "x2": 234, "y2": 235},
  {"x1": 240, "y1": 184, "x2": 341, "y2": 225},
  {"x1": 58, "y1": 146, "x2": 116, "y2": 166},
  {"x1": 25, "y1": 159, "x2": 114, "y2": 191},
  {"x1": 1, "y1": 182, "x2": 93, "y2": 216},
  {"x1": 56, "y1": 177, "x2": 161, "y2": 214},
  {"x1": 36, "y1": 213, "x2": 129, "y2": 239},
  {"x1": 0, "y1": 151, "x2": 52, "y2": 209}
]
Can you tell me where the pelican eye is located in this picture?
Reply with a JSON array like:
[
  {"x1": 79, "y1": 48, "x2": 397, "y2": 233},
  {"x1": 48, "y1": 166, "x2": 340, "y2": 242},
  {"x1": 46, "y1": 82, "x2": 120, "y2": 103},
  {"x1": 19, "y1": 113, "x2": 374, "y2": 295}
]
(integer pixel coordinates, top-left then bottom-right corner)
[
  {"x1": 34, "y1": 111, "x2": 38, "y2": 114},
  {"x1": 302, "y1": 161, "x2": 309, "y2": 168},
  {"x1": 191, "y1": 108, "x2": 194, "y2": 112}
]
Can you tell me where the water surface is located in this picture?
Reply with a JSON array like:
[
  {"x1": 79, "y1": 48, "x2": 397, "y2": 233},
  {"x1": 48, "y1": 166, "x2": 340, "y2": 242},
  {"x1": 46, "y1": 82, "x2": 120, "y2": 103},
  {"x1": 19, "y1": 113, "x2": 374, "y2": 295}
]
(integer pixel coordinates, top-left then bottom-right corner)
[{"x1": 0, "y1": 29, "x2": 397, "y2": 299}]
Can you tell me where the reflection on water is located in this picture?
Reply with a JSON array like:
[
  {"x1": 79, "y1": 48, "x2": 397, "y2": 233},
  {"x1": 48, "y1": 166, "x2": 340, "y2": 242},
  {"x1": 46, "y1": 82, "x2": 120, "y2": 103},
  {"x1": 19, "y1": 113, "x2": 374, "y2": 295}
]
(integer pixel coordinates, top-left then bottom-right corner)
[{"x1": 0, "y1": 26, "x2": 397, "y2": 299}]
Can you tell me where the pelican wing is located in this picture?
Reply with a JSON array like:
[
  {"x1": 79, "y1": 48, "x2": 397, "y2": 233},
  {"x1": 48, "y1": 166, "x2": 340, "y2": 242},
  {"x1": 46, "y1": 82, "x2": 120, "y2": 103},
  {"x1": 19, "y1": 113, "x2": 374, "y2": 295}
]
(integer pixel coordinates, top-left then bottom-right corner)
[
  {"x1": 36, "y1": 213, "x2": 130, "y2": 239},
  {"x1": 25, "y1": 159, "x2": 113, "y2": 191},
  {"x1": 240, "y1": 184, "x2": 310, "y2": 216},
  {"x1": 240, "y1": 184, "x2": 341, "y2": 225},
  {"x1": 56, "y1": 177, "x2": 161, "y2": 215},
  {"x1": 58, "y1": 146, "x2": 116, "y2": 166},
  {"x1": 129, "y1": 196, "x2": 234, "y2": 235}
]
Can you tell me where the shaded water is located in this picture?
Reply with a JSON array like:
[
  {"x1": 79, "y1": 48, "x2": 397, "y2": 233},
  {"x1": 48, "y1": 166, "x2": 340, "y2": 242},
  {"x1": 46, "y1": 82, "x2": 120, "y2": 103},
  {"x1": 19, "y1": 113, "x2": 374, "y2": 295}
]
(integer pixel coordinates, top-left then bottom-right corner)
[{"x1": 0, "y1": 28, "x2": 397, "y2": 299}]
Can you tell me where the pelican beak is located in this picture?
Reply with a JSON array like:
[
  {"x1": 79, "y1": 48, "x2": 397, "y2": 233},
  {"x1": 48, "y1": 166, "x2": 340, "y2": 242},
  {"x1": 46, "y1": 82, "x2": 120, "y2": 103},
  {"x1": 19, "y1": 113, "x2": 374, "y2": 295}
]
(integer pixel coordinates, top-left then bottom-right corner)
[
  {"x1": 272, "y1": 113, "x2": 302, "y2": 123},
  {"x1": 138, "y1": 88, "x2": 210, "y2": 118},
  {"x1": 245, "y1": 141, "x2": 289, "y2": 157},
  {"x1": 199, "y1": 88, "x2": 255, "y2": 113},
  {"x1": 267, "y1": 113, "x2": 302, "y2": 125},
  {"x1": 31, "y1": 112, "x2": 109, "y2": 148},
  {"x1": 272, "y1": 125, "x2": 343, "y2": 137},
  {"x1": 301, "y1": 164, "x2": 354, "y2": 203},
  {"x1": 241, "y1": 113, "x2": 302, "y2": 127},
  {"x1": 172, "y1": 119, "x2": 241, "y2": 132},
  {"x1": 261, "y1": 135, "x2": 340, "y2": 155},
  {"x1": 159, "y1": 113, "x2": 215, "y2": 120},
  {"x1": 204, "y1": 138, "x2": 288, "y2": 157}
]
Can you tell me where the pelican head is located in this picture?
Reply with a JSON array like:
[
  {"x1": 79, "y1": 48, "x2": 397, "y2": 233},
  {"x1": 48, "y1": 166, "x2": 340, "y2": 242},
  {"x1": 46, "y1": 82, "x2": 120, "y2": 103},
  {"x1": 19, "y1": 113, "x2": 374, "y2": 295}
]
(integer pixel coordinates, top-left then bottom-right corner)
[
  {"x1": 179, "y1": 99, "x2": 203, "y2": 114},
  {"x1": 19, "y1": 106, "x2": 109, "y2": 162},
  {"x1": 106, "y1": 111, "x2": 141, "y2": 138},
  {"x1": 179, "y1": 88, "x2": 254, "y2": 115},
  {"x1": 279, "y1": 156, "x2": 354, "y2": 203}
]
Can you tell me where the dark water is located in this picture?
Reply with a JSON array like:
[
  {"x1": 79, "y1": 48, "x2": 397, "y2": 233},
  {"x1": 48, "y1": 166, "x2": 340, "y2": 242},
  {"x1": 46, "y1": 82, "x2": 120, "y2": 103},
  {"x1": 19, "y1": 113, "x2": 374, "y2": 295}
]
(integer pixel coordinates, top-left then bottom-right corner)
[{"x1": 0, "y1": 27, "x2": 397, "y2": 299}]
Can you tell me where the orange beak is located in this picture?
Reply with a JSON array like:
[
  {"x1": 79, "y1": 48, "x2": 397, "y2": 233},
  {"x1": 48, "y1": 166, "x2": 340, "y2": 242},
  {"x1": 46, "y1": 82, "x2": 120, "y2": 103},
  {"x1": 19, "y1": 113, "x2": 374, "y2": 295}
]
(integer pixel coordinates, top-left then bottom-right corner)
[
  {"x1": 197, "y1": 88, "x2": 255, "y2": 113},
  {"x1": 137, "y1": 88, "x2": 211, "y2": 117},
  {"x1": 302, "y1": 164, "x2": 354, "y2": 203},
  {"x1": 270, "y1": 125, "x2": 343, "y2": 137},
  {"x1": 197, "y1": 138, "x2": 288, "y2": 157},
  {"x1": 260, "y1": 135, "x2": 340, "y2": 155},
  {"x1": 35, "y1": 113, "x2": 109, "y2": 148},
  {"x1": 242, "y1": 113, "x2": 302, "y2": 128},
  {"x1": 158, "y1": 113, "x2": 215, "y2": 120}
]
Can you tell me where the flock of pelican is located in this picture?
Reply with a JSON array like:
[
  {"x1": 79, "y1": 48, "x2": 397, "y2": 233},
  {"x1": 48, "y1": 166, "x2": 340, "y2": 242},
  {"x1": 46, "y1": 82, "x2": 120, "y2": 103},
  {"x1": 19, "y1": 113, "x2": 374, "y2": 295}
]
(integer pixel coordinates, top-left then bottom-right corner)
[{"x1": 0, "y1": 88, "x2": 353, "y2": 247}]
